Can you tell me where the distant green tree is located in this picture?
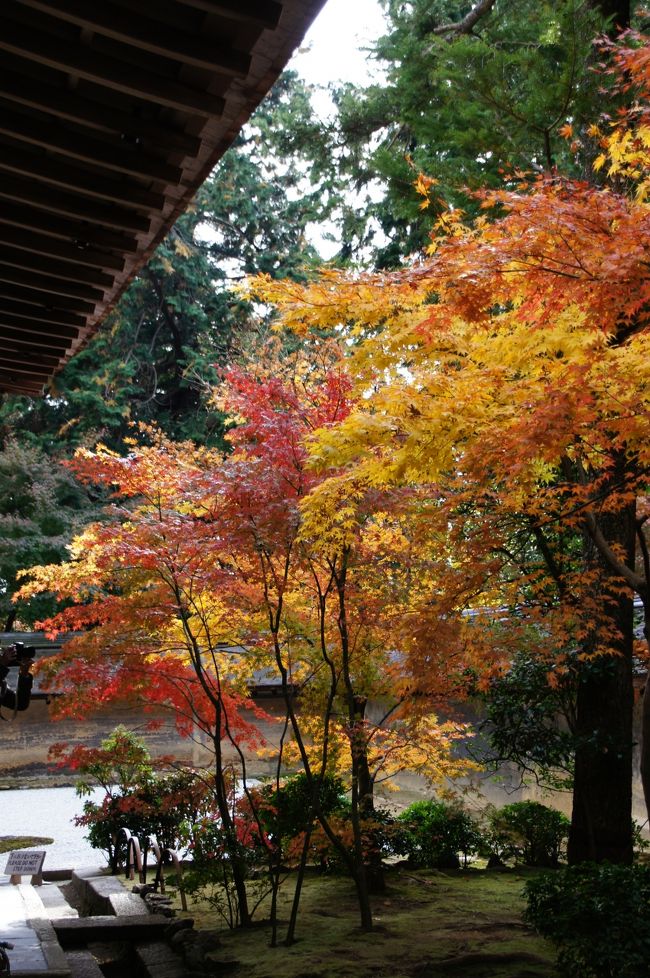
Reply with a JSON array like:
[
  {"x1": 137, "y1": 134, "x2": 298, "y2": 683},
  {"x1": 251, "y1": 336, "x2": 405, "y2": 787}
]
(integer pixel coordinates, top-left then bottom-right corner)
[
  {"x1": 480, "y1": 649, "x2": 578, "y2": 788},
  {"x1": 0, "y1": 441, "x2": 93, "y2": 630},
  {"x1": 300, "y1": 0, "x2": 626, "y2": 265}
]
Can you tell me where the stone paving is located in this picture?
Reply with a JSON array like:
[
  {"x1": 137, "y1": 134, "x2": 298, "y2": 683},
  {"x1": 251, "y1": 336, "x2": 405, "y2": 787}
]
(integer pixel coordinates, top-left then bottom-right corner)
[
  {"x1": 1, "y1": 870, "x2": 182, "y2": 977},
  {"x1": 0, "y1": 879, "x2": 70, "y2": 976}
]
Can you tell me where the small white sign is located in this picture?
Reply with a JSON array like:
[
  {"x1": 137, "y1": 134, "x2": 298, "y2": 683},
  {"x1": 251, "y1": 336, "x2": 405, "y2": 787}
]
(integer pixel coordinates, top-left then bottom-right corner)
[{"x1": 4, "y1": 850, "x2": 46, "y2": 876}]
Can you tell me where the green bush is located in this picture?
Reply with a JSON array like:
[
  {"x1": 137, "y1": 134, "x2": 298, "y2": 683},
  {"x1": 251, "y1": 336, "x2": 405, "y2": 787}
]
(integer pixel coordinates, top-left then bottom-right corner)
[
  {"x1": 486, "y1": 801, "x2": 569, "y2": 867},
  {"x1": 255, "y1": 772, "x2": 347, "y2": 844},
  {"x1": 76, "y1": 765, "x2": 213, "y2": 869},
  {"x1": 182, "y1": 816, "x2": 266, "y2": 929},
  {"x1": 397, "y1": 800, "x2": 483, "y2": 869},
  {"x1": 524, "y1": 863, "x2": 650, "y2": 978}
]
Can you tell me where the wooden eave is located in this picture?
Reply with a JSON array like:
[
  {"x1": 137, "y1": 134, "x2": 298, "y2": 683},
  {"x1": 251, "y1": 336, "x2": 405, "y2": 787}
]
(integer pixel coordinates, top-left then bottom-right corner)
[{"x1": 0, "y1": 0, "x2": 326, "y2": 395}]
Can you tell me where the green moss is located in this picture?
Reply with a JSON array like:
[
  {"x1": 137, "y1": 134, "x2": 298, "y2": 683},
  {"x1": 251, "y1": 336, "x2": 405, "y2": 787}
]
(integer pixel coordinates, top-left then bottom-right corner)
[
  {"x1": 0, "y1": 836, "x2": 54, "y2": 853},
  {"x1": 176, "y1": 868, "x2": 558, "y2": 978}
]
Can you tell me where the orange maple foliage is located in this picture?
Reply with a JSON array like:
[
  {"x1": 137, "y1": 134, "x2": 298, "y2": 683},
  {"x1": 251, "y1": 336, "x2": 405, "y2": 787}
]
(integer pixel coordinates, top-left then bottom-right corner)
[
  {"x1": 18, "y1": 344, "x2": 477, "y2": 927},
  {"x1": 246, "y1": 34, "x2": 650, "y2": 864}
]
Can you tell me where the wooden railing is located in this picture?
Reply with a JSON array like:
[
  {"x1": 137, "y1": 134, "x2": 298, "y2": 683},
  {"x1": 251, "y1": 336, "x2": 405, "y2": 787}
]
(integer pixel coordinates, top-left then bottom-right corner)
[{"x1": 116, "y1": 827, "x2": 187, "y2": 911}]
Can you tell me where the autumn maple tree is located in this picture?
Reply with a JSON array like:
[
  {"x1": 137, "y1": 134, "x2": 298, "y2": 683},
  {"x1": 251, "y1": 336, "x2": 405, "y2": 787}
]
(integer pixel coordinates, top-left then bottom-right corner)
[
  {"x1": 200, "y1": 344, "x2": 475, "y2": 931},
  {"x1": 249, "y1": 30, "x2": 650, "y2": 865},
  {"x1": 17, "y1": 431, "x2": 272, "y2": 926},
  {"x1": 19, "y1": 344, "x2": 474, "y2": 934}
]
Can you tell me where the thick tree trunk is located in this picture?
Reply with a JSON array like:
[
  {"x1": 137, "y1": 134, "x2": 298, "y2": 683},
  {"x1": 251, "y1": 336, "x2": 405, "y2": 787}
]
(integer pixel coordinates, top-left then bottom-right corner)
[
  {"x1": 568, "y1": 504, "x2": 635, "y2": 865},
  {"x1": 568, "y1": 642, "x2": 633, "y2": 863},
  {"x1": 638, "y1": 608, "x2": 650, "y2": 825}
]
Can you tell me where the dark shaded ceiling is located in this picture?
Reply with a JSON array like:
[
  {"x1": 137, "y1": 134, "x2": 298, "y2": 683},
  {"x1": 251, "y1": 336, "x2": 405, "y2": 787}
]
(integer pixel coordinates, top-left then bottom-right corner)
[{"x1": 0, "y1": 0, "x2": 327, "y2": 395}]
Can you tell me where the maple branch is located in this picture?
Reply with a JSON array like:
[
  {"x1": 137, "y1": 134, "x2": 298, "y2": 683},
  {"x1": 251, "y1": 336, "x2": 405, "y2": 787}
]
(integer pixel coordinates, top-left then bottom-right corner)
[
  {"x1": 583, "y1": 508, "x2": 644, "y2": 594},
  {"x1": 432, "y1": 0, "x2": 497, "y2": 36},
  {"x1": 529, "y1": 520, "x2": 567, "y2": 595}
]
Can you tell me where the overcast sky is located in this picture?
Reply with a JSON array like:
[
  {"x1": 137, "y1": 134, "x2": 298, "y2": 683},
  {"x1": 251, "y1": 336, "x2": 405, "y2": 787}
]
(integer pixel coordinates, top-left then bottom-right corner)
[{"x1": 289, "y1": 0, "x2": 387, "y2": 88}]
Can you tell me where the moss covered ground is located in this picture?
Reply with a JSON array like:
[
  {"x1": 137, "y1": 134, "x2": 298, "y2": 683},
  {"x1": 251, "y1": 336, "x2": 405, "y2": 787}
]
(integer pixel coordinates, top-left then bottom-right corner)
[
  {"x1": 0, "y1": 835, "x2": 53, "y2": 853},
  {"x1": 178, "y1": 867, "x2": 559, "y2": 978}
]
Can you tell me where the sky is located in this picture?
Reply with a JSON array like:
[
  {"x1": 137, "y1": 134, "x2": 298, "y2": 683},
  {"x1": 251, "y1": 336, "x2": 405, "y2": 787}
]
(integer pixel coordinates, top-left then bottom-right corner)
[
  {"x1": 289, "y1": 0, "x2": 387, "y2": 90},
  {"x1": 287, "y1": 0, "x2": 389, "y2": 256},
  {"x1": 199, "y1": 0, "x2": 388, "y2": 258}
]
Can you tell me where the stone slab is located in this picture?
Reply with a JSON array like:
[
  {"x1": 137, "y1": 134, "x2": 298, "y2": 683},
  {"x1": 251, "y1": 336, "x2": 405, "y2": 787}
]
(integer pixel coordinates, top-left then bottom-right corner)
[
  {"x1": 136, "y1": 941, "x2": 186, "y2": 978},
  {"x1": 64, "y1": 950, "x2": 104, "y2": 978},
  {"x1": 53, "y1": 915, "x2": 171, "y2": 948},
  {"x1": 37, "y1": 883, "x2": 79, "y2": 920},
  {"x1": 70, "y1": 868, "x2": 151, "y2": 917}
]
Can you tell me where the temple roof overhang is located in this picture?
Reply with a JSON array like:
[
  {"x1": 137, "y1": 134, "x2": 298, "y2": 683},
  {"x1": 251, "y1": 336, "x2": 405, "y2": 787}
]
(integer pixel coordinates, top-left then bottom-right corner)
[{"x1": 0, "y1": 0, "x2": 326, "y2": 394}]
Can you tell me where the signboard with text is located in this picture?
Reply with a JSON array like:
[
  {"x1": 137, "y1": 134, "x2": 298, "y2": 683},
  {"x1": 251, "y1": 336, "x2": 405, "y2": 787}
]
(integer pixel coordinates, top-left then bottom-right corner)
[{"x1": 4, "y1": 850, "x2": 46, "y2": 877}]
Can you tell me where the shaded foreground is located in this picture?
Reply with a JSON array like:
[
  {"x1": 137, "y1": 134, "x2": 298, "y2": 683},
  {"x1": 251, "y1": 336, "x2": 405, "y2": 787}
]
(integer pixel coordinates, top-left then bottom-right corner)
[{"x1": 178, "y1": 868, "x2": 559, "y2": 978}]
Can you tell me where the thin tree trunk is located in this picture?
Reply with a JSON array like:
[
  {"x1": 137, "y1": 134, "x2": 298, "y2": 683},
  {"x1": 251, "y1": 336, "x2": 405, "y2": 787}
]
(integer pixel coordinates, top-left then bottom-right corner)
[
  {"x1": 354, "y1": 696, "x2": 385, "y2": 894},
  {"x1": 285, "y1": 825, "x2": 313, "y2": 947},
  {"x1": 335, "y1": 552, "x2": 374, "y2": 929},
  {"x1": 637, "y1": 597, "x2": 650, "y2": 829},
  {"x1": 212, "y1": 733, "x2": 251, "y2": 925}
]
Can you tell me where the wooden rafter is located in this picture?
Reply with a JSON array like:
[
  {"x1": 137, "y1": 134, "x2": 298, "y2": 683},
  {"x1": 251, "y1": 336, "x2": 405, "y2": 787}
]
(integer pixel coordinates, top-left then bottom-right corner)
[
  {"x1": 0, "y1": 283, "x2": 96, "y2": 316},
  {"x1": 0, "y1": 143, "x2": 165, "y2": 210},
  {"x1": 0, "y1": 247, "x2": 115, "y2": 288},
  {"x1": 0, "y1": 323, "x2": 76, "y2": 350},
  {"x1": 21, "y1": 0, "x2": 253, "y2": 76},
  {"x1": 176, "y1": 0, "x2": 283, "y2": 29},
  {"x1": 0, "y1": 68, "x2": 201, "y2": 156},
  {"x1": 0, "y1": 174, "x2": 151, "y2": 233},
  {"x1": 0, "y1": 298, "x2": 86, "y2": 329},
  {"x1": 0, "y1": 264, "x2": 106, "y2": 303},
  {"x1": 0, "y1": 17, "x2": 225, "y2": 116},
  {"x1": 0, "y1": 226, "x2": 124, "y2": 273},
  {"x1": 0, "y1": 0, "x2": 327, "y2": 394},
  {"x1": 0, "y1": 104, "x2": 183, "y2": 183},
  {"x1": 0, "y1": 202, "x2": 138, "y2": 254}
]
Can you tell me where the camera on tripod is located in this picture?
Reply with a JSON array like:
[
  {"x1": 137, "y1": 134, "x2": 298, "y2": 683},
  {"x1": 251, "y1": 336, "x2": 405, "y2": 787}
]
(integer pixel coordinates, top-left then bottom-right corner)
[{"x1": 6, "y1": 642, "x2": 35, "y2": 664}]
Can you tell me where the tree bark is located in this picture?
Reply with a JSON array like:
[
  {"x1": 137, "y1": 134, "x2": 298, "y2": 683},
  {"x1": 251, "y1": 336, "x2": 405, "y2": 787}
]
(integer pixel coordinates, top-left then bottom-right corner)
[
  {"x1": 638, "y1": 602, "x2": 650, "y2": 826},
  {"x1": 568, "y1": 502, "x2": 635, "y2": 864},
  {"x1": 354, "y1": 696, "x2": 386, "y2": 894}
]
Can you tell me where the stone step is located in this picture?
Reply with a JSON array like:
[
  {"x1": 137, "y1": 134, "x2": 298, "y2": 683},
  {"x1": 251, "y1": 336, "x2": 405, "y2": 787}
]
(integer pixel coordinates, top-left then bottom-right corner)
[
  {"x1": 53, "y1": 915, "x2": 172, "y2": 948},
  {"x1": 0, "y1": 883, "x2": 70, "y2": 977},
  {"x1": 70, "y1": 869, "x2": 149, "y2": 916},
  {"x1": 64, "y1": 950, "x2": 104, "y2": 978},
  {"x1": 136, "y1": 941, "x2": 187, "y2": 978},
  {"x1": 37, "y1": 883, "x2": 79, "y2": 920}
]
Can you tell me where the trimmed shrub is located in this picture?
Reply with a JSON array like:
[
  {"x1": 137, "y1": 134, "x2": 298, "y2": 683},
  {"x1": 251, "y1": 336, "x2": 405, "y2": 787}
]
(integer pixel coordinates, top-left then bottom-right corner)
[
  {"x1": 524, "y1": 863, "x2": 650, "y2": 978},
  {"x1": 486, "y1": 801, "x2": 569, "y2": 867},
  {"x1": 397, "y1": 800, "x2": 483, "y2": 869}
]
